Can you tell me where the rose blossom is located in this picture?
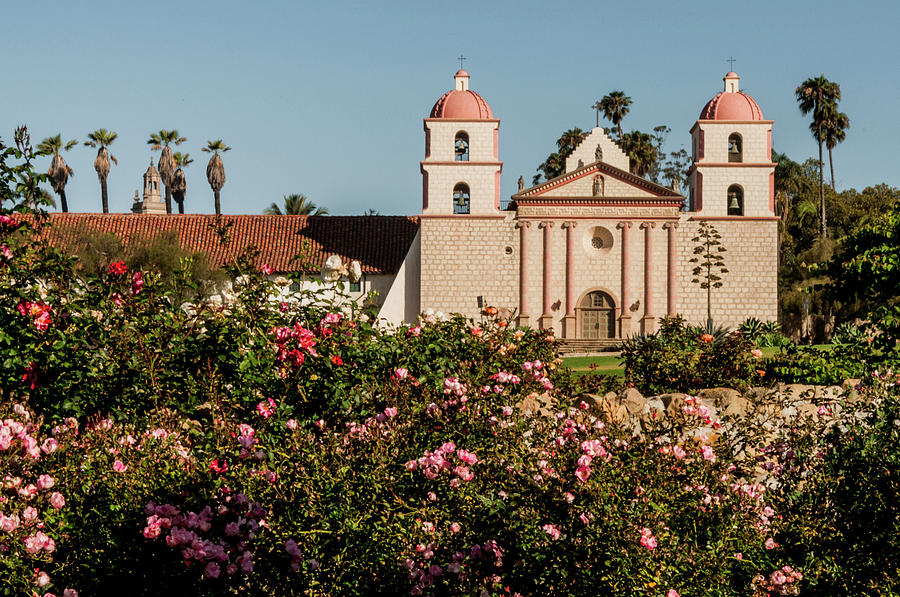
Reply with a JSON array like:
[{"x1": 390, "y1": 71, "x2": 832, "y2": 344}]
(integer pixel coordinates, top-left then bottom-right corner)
[{"x1": 50, "y1": 492, "x2": 65, "y2": 509}]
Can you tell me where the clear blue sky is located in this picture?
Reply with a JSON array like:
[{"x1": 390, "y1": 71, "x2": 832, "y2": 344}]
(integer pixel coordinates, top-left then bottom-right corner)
[{"x1": 3, "y1": 0, "x2": 897, "y2": 215}]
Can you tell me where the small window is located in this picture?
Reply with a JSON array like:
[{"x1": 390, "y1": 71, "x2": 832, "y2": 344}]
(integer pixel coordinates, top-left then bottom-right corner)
[
  {"x1": 349, "y1": 280, "x2": 361, "y2": 292},
  {"x1": 728, "y1": 133, "x2": 742, "y2": 162},
  {"x1": 727, "y1": 185, "x2": 744, "y2": 216},
  {"x1": 453, "y1": 183, "x2": 470, "y2": 214},
  {"x1": 454, "y1": 132, "x2": 469, "y2": 162}
]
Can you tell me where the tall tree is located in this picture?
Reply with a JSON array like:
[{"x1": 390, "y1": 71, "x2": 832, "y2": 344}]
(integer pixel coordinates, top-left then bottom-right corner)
[
  {"x1": 814, "y1": 105, "x2": 850, "y2": 191},
  {"x1": 84, "y1": 129, "x2": 118, "y2": 214},
  {"x1": 690, "y1": 221, "x2": 729, "y2": 333},
  {"x1": 556, "y1": 128, "x2": 588, "y2": 157},
  {"x1": 37, "y1": 134, "x2": 77, "y2": 212},
  {"x1": 598, "y1": 91, "x2": 632, "y2": 141},
  {"x1": 265, "y1": 193, "x2": 328, "y2": 215},
  {"x1": 533, "y1": 127, "x2": 588, "y2": 184},
  {"x1": 148, "y1": 129, "x2": 187, "y2": 215},
  {"x1": 796, "y1": 76, "x2": 841, "y2": 237},
  {"x1": 202, "y1": 140, "x2": 231, "y2": 215},
  {"x1": 619, "y1": 131, "x2": 657, "y2": 178},
  {"x1": 171, "y1": 152, "x2": 193, "y2": 214}
]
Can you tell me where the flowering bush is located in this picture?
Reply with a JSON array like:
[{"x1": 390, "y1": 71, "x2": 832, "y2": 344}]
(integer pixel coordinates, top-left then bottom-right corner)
[
  {"x1": 1, "y1": 167, "x2": 900, "y2": 594},
  {"x1": 621, "y1": 316, "x2": 764, "y2": 394}
]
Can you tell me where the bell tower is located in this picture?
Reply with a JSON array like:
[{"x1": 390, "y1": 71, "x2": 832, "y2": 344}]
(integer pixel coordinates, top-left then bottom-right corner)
[
  {"x1": 687, "y1": 72, "x2": 775, "y2": 217},
  {"x1": 421, "y1": 70, "x2": 502, "y2": 215},
  {"x1": 132, "y1": 157, "x2": 166, "y2": 215}
]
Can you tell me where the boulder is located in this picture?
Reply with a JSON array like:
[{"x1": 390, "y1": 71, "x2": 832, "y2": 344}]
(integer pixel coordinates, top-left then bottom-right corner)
[{"x1": 620, "y1": 388, "x2": 647, "y2": 416}]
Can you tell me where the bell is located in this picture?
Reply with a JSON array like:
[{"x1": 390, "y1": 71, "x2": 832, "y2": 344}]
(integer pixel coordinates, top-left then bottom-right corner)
[{"x1": 728, "y1": 194, "x2": 740, "y2": 210}]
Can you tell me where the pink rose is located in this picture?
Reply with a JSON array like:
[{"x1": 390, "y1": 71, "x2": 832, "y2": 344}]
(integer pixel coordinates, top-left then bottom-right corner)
[
  {"x1": 22, "y1": 506, "x2": 38, "y2": 522},
  {"x1": 50, "y1": 492, "x2": 65, "y2": 509},
  {"x1": 37, "y1": 475, "x2": 55, "y2": 490},
  {"x1": 541, "y1": 524, "x2": 561, "y2": 540},
  {"x1": 113, "y1": 460, "x2": 127, "y2": 473}
]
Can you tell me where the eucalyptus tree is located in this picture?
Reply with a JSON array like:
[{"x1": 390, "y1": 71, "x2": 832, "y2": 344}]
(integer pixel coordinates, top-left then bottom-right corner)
[
  {"x1": 795, "y1": 76, "x2": 841, "y2": 237},
  {"x1": 202, "y1": 140, "x2": 231, "y2": 215},
  {"x1": 598, "y1": 91, "x2": 632, "y2": 141},
  {"x1": 171, "y1": 152, "x2": 194, "y2": 214},
  {"x1": 265, "y1": 193, "x2": 328, "y2": 215},
  {"x1": 84, "y1": 129, "x2": 118, "y2": 213},
  {"x1": 148, "y1": 129, "x2": 187, "y2": 214},
  {"x1": 37, "y1": 134, "x2": 77, "y2": 212}
]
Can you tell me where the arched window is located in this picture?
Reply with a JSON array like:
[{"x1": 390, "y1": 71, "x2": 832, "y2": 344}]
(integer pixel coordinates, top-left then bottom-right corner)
[
  {"x1": 728, "y1": 133, "x2": 742, "y2": 162},
  {"x1": 453, "y1": 183, "x2": 470, "y2": 214},
  {"x1": 727, "y1": 185, "x2": 744, "y2": 216},
  {"x1": 578, "y1": 290, "x2": 616, "y2": 339},
  {"x1": 454, "y1": 132, "x2": 469, "y2": 162}
]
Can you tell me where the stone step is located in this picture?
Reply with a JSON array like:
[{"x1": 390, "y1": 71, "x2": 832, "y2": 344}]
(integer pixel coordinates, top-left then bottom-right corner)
[{"x1": 559, "y1": 338, "x2": 624, "y2": 354}]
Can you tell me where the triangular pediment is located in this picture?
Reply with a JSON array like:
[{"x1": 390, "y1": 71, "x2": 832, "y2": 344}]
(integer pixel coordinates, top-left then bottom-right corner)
[{"x1": 512, "y1": 161, "x2": 683, "y2": 204}]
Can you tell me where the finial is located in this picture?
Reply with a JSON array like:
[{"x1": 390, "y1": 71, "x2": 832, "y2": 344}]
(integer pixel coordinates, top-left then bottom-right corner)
[
  {"x1": 150, "y1": 157, "x2": 154, "y2": 167},
  {"x1": 727, "y1": 57, "x2": 736, "y2": 70},
  {"x1": 457, "y1": 55, "x2": 466, "y2": 70}
]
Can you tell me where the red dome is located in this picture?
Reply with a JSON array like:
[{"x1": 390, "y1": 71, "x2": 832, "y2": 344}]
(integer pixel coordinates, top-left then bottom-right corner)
[
  {"x1": 429, "y1": 71, "x2": 494, "y2": 119},
  {"x1": 699, "y1": 72, "x2": 764, "y2": 120}
]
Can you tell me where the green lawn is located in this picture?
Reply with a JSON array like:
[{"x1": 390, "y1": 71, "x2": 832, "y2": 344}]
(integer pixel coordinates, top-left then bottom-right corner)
[
  {"x1": 562, "y1": 344, "x2": 835, "y2": 378},
  {"x1": 562, "y1": 354, "x2": 625, "y2": 377}
]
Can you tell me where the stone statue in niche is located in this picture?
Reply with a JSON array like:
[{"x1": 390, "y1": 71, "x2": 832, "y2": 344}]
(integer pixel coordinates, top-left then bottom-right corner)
[
  {"x1": 595, "y1": 145, "x2": 603, "y2": 162},
  {"x1": 577, "y1": 159, "x2": 584, "y2": 168},
  {"x1": 592, "y1": 175, "x2": 603, "y2": 197},
  {"x1": 517, "y1": 176, "x2": 525, "y2": 192}
]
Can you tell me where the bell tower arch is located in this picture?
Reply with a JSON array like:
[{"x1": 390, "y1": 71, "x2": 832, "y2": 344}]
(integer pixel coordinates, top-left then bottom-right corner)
[
  {"x1": 687, "y1": 72, "x2": 775, "y2": 217},
  {"x1": 421, "y1": 70, "x2": 502, "y2": 215}
]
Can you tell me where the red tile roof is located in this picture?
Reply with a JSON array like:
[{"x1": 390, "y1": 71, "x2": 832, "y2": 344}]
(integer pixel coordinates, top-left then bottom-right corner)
[{"x1": 26, "y1": 213, "x2": 420, "y2": 274}]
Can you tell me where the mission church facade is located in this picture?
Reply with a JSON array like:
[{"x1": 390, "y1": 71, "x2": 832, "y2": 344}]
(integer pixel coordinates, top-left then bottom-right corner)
[
  {"x1": 47, "y1": 69, "x2": 778, "y2": 341},
  {"x1": 380, "y1": 68, "x2": 778, "y2": 338}
]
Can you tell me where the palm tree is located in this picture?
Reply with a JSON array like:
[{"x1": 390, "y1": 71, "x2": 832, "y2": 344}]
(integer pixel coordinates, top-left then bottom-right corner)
[
  {"x1": 265, "y1": 193, "x2": 328, "y2": 215},
  {"x1": 148, "y1": 130, "x2": 187, "y2": 214},
  {"x1": 84, "y1": 129, "x2": 118, "y2": 213},
  {"x1": 37, "y1": 134, "x2": 77, "y2": 212},
  {"x1": 202, "y1": 140, "x2": 231, "y2": 215},
  {"x1": 620, "y1": 131, "x2": 657, "y2": 177},
  {"x1": 171, "y1": 152, "x2": 194, "y2": 214},
  {"x1": 795, "y1": 76, "x2": 841, "y2": 237},
  {"x1": 598, "y1": 91, "x2": 632, "y2": 141},
  {"x1": 814, "y1": 105, "x2": 849, "y2": 190},
  {"x1": 556, "y1": 128, "x2": 589, "y2": 158}
]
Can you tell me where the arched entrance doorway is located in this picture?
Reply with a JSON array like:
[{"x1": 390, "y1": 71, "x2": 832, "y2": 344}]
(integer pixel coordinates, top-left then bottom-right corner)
[{"x1": 578, "y1": 290, "x2": 616, "y2": 339}]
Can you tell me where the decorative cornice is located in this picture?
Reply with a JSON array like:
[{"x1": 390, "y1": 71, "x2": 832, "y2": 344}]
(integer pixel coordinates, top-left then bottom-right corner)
[{"x1": 513, "y1": 160, "x2": 683, "y2": 200}]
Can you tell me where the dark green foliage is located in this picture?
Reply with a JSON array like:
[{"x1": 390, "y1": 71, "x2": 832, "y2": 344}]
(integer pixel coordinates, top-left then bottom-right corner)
[{"x1": 620, "y1": 316, "x2": 762, "y2": 395}]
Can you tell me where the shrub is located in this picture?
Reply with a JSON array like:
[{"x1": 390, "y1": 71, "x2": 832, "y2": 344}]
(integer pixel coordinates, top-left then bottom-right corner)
[{"x1": 620, "y1": 316, "x2": 764, "y2": 395}]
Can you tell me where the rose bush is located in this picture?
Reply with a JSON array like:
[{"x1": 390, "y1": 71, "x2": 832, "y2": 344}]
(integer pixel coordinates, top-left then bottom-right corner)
[{"x1": 1, "y1": 137, "x2": 900, "y2": 595}]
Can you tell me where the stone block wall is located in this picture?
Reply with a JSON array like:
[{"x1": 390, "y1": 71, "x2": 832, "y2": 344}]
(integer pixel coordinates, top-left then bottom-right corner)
[
  {"x1": 677, "y1": 217, "x2": 778, "y2": 329},
  {"x1": 419, "y1": 216, "x2": 518, "y2": 319},
  {"x1": 424, "y1": 120, "x2": 498, "y2": 162},
  {"x1": 422, "y1": 164, "x2": 501, "y2": 215}
]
